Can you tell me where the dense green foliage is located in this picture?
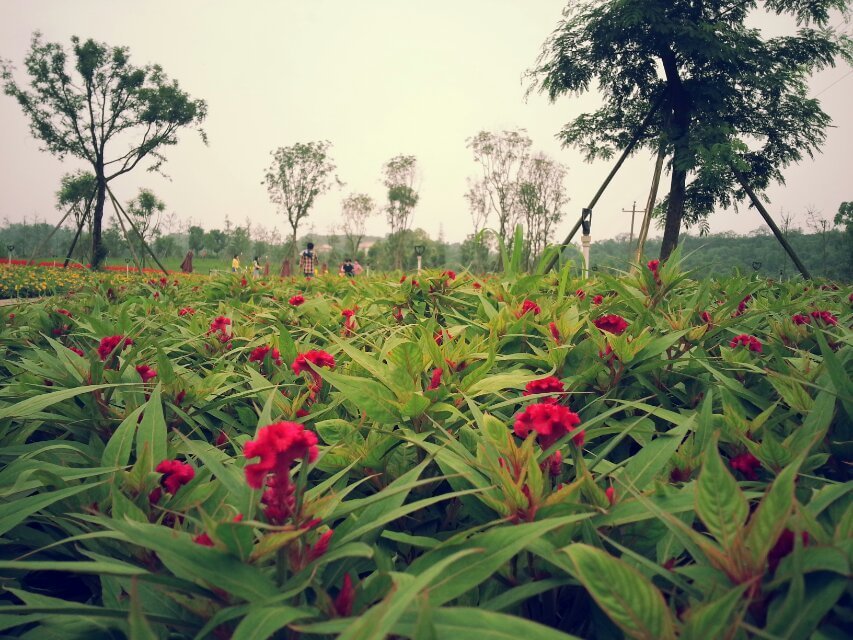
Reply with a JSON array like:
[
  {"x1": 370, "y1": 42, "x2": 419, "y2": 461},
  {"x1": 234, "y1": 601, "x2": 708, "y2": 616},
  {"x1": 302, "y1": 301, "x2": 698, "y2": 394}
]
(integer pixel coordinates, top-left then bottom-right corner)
[{"x1": 0, "y1": 260, "x2": 850, "y2": 638}]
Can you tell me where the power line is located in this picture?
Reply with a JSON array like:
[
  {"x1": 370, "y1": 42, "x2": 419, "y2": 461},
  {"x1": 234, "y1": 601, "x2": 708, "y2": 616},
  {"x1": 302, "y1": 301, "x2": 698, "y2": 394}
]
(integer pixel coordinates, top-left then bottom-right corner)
[{"x1": 813, "y1": 68, "x2": 853, "y2": 97}]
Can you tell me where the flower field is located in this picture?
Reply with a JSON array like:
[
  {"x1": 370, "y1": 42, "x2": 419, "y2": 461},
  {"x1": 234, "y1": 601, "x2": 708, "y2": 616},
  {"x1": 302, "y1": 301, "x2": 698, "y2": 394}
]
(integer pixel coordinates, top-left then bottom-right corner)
[{"x1": 0, "y1": 261, "x2": 850, "y2": 639}]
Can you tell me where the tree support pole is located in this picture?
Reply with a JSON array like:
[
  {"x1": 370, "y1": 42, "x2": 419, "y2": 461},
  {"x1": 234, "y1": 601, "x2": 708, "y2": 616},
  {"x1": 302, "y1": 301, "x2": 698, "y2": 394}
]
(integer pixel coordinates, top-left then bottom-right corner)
[
  {"x1": 543, "y1": 90, "x2": 668, "y2": 273},
  {"x1": 28, "y1": 208, "x2": 73, "y2": 265},
  {"x1": 63, "y1": 219, "x2": 85, "y2": 267},
  {"x1": 730, "y1": 166, "x2": 812, "y2": 279},
  {"x1": 107, "y1": 186, "x2": 169, "y2": 276},
  {"x1": 634, "y1": 142, "x2": 667, "y2": 267},
  {"x1": 109, "y1": 192, "x2": 144, "y2": 274}
]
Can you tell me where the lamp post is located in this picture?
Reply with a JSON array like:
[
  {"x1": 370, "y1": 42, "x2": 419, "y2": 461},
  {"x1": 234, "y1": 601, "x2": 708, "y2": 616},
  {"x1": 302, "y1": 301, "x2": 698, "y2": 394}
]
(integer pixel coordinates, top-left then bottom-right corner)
[
  {"x1": 751, "y1": 261, "x2": 762, "y2": 271},
  {"x1": 580, "y1": 208, "x2": 592, "y2": 279},
  {"x1": 125, "y1": 257, "x2": 131, "y2": 275},
  {"x1": 6, "y1": 244, "x2": 14, "y2": 265},
  {"x1": 414, "y1": 245, "x2": 425, "y2": 275}
]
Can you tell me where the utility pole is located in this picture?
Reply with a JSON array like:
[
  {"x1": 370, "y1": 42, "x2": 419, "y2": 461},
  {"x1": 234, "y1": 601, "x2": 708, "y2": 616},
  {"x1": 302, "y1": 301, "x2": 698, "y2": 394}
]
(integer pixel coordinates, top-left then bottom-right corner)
[{"x1": 622, "y1": 201, "x2": 638, "y2": 260}]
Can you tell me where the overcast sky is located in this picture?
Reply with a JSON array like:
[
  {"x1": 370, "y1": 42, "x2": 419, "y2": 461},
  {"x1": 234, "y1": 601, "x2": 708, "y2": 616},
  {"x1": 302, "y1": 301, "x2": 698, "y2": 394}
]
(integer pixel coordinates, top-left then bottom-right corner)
[{"x1": 1, "y1": 0, "x2": 851, "y2": 245}]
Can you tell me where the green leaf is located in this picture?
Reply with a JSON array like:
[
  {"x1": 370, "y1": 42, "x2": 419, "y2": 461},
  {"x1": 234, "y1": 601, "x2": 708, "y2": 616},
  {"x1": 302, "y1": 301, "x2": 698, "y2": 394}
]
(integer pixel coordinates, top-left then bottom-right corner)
[
  {"x1": 681, "y1": 583, "x2": 748, "y2": 640},
  {"x1": 397, "y1": 607, "x2": 583, "y2": 640},
  {"x1": 744, "y1": 457, "x2": 802, "y2": 566},
  {"x1": 696, "y1": 438, "x2": 748, "y2": 551},
  {"x1": 319, "y1": 367, "x2": 400, "y2": 424},
  {"x1": 128, "y1": 578, "x2": 158, "y2": 640},
  {"x1": 0, "y1": 483, "x2": 97, "y2": 536},
  {"x1": 0, "y1": 383, "x2": 125, "y2": 419},
  {"x1": 136, "y1": 383, "x2": 167, "y2": 470},
  {"x1": 231, "y1": 606, "x2": 312, "y2": 640},
  {"x1": 619, "y1": 424, "x2": 689, "y2": 491},
  {"x1": 102, "y1": 405, "x2": 145, "y2": 469},
  {"x1": 562, "y1": 543, "x2": 677, "y2": 640}
]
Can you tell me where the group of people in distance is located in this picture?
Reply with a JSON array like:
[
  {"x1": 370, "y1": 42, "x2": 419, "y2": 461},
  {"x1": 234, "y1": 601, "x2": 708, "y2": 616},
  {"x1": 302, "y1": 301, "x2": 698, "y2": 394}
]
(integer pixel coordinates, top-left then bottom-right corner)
[{"x1": 221, "y1": 242, "x2": 361, "y2": 280}]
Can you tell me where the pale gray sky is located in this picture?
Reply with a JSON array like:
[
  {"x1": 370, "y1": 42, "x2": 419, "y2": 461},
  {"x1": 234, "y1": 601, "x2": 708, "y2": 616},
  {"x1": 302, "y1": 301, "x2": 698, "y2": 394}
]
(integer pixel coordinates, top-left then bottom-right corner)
[{"x1": 1, "y1": 0, "x2": 851, "y2": 244}]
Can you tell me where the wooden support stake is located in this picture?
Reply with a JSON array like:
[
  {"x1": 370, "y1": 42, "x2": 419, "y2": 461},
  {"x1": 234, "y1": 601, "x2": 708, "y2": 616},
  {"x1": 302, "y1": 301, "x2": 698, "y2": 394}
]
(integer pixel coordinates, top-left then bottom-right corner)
[
  {"x1": 107, "y1": 187, "x2": 169, "y2": 276},
  {"x1": 634, "y1": 142, "x2": 666, "y2": 266}
]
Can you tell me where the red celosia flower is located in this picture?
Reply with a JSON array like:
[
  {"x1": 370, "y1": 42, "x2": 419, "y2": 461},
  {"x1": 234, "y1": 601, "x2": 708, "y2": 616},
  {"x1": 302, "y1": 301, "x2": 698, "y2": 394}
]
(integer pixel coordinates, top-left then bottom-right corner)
[
  {"x1": 548, "y1": 322, "x2": 561, "y2": 343},
  {"x1": 411, "y1": 279, "x2": 419, "y2": 287},
  {"x1": 514, "y1": 403, "x2": 583, "y2": 449},
  {"x1": 295, "y1": 407, "x2": 310, "y2": 419},
  {"x1": 442, "y1": 270, "x2": 456, "y2": 281},
  {"x1": 434, "y1": 330, "x2": 452, "y2": 345},
  {"x1": 193, "y1": 532, "x2": 214, "y2": 547},
  {"x1": 175, "y1": 390, "x2": 186, "y2": 405},
  {"x1": 307, "y1": 529, "x2": 334, "y2": 562},
  {"x1": 341, "y1": 309, "x2": 355, "y2": 319},
  {"x1": 136, "y1": 364, "x2": 157, "y2": 383},
  {"x1": 592, "y1": 295, "x2": 603, "y2": 305},
  {"x1": 208, "y1": 316, "x2": 231, "y2": 336},
  {"x1": 292, "y1": 350, "x2": 335, "y2": 376},
  {"x1": 517, "y1": 299, "x2": 541, "y2": 317},
  {"x1": 523, "y1": 377, "x2": 565, "y2": 403},
  {"x1": 734, "y1": 294, "x2": 752, "y2": 316},
  {"x1": 289, "y1": 294, "x2": 305, "y2": 306},
  {"x1": 575, "y1": 289, "x2": 586, "y2": 300},
  {"x1": 249, "y1": 345, "x2": 283, "y2": 367},
  {"x1": 56, "y1": 308, "x2": 73, "y2": 317},
  {"x1": 399, "y1": 275, "x2": 407, "y2": 283},
  {"x1": 341, "y1": 308, "x2": 357, "y2": 336},
  {"x1": 730, "y1": 452, "x2": 761, "y2": 480},
  {"x1": 768, "y1": 529, "x2": 809, "y2": 573},
  {"x1": 427, "y1": 368, "x2": 443, "y2": 390},
  {"x1": 548, "y1": 450, "x2": 562, "y2": 477},
  {"x1": 178, "y1": 307, "x2": 195, "y2": 316},
  {"x1": 243, "y1": 421, "x2": 319, "y2": 490},
  {"x1": 594, "y1": 314, "x2": 629, "y2": 335},
  {"x1": 334, "y1": 574, "x2": 355, "y2": 617},
  {"x1": 240, "y1": 276, "x2": 248, "y2": 287},
  {"x1": 52, "y1": 325, "x2": 70, "y2": 336},
  {"x1": 392, "y1": 306, "x2": 404, "y2": 323},
  {"x1": 729, "y1": 334, "x2": 762, "y2": 353},
  {"x1": 809, "y1": 310, "x2": 838, "y2": 326},
  {"x1": 647, "y1": 259, "x2": 660, "y2": 273},
  {"x1": 700, "y1": 311, "x2": 713, "y2": 325},
  {"x1": 97, "y1": 335, "x2": 133, "y2": 361},
  {"x1": 792, "y1": 313, "x2": 811, "y2": 325},
  {"x1": 69, "y1": 346, "x2": 85, "y2": 357},
  {"x1": 473, "y1": 282, "x2": 482, "y2": 289},
  {"x1": 605, "y1": 486, "x2": 616, "y2": 506},
  {"x1": 215, "y1": 430, "x2": 228, "y2": 446},
  {"x1": 155, "y1": 459, "x2": 195, "y2": 494}
]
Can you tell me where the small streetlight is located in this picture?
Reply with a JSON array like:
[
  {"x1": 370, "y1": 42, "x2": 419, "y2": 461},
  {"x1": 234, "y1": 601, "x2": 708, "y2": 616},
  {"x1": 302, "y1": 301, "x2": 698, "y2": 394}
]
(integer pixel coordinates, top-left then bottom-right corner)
[
  {"x1": 751, "y1": 261, "x2": 762, "y2": 271},
  {"x1": 414, "y1": 245, "x2": 425, "y2": 274},
  {"x1": 125, "y1": 257, "x2": 132, "y2": 275},
  {"x1": 6, "y1": 244, "x2": 14, "y2": 264}
]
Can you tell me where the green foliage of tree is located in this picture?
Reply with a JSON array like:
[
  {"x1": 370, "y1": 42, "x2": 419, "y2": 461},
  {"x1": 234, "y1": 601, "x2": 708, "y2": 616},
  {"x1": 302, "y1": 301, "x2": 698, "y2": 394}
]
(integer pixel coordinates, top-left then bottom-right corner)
[
  {"x1": 263, "y1": 141, "x2": 337, "y2": 259},
  {"x1": 204, "y1": 229, "x2": 227, "y2": 256},
  {"x1": 528, "y1": 0, "x2": 852, "y2": 260},
  {"x1": 188, "y1": 225, "x2": 205, "y2": 253},
  {"x1": 56, "y1": 170, "x2": 96, "y2": 230},
  {"x1": 383, "y1": 155, "x2": 420, "y2": 269},
  {"x1": 340, "y1": 193, "x2": 375, "y2": 258},
  {"x1": 2, "y1": 33, "x2": 207, "y2": 269},
  {"x1": 125, "y1": 188, "x2": 165, "y2": 267}
]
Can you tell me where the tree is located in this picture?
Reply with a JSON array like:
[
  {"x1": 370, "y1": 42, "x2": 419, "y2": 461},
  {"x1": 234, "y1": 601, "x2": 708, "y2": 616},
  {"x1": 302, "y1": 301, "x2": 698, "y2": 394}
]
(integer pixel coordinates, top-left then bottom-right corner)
[
  {"x1": 229, "y1": 226, "x2": 252, "y2": 258},
  {"x1": 528, "y1": 1, "x2": 851, "y2": 260},
  {"x1": 516, "y1": 152, "x2": 568, "y2": 268},
  {"x1": 464, "y1": 178, "x2": 491, "y2": 272},
  {"x1": 467, "y1": 130, "x2": 531, "y2": 254},
  {"x1": 188, "y1": 225, "x2": 205, "y2": 253},
  {"x1": 340, "y1": 193, "x2": 375, "y2": 258},
  {"x1": 2, "y1": 33, "x2": 207, "y2": 269},
  {"x1": 263, "y1": 141, "x2": 337, "y2": 260},
  {"x1": 57, "y1": 170, "x2": 96, "y2": 232},
  {"x1": 205, "y1": 229, "x2": 227, "y2": 256},
  {"x1": 126, "y1": 188, "x2": 165, "y2": 266},
  {"x1": 835, "y1": 201, "x2": 853, "y2": 273},
  {"x1": 382, "y1": 155, "x2": 419, "y2": 270}
]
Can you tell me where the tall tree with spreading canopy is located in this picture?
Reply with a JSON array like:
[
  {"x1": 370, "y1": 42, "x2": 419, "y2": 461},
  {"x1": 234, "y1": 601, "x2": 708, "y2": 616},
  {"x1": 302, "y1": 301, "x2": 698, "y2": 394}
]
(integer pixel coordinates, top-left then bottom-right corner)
[
  {"x1": 528, "y1": 0, "x2": 851, "y2": 260},
  {"x1": 340, "y1": 192, "x2": 375, "y2": 258},
  {"x1": 382, "y1": 154, "x2": 419, "y2": 270},
  {"x1": 1, "y1": 33, "x2": 207, "y2": 269},
  {"x1": 263, "y1": 141, "x2": 337, "y2": 259}
]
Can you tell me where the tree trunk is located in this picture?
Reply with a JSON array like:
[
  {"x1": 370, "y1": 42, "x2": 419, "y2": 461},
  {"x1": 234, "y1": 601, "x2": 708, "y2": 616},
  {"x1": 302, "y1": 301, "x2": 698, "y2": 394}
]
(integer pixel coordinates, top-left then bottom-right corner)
[
  {"x1": 659, "y1": 49, "x2": 690, "y2": 261},
  {"x1": 91, "y1": 169, "x2": 107, "y2": 270}
]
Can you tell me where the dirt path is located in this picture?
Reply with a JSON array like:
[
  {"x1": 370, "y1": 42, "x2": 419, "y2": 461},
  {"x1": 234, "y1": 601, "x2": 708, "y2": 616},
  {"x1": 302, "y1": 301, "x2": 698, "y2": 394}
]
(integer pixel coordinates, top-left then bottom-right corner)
[{"x1": 0, "y1": 297, "x2": 48, "y2": 307}]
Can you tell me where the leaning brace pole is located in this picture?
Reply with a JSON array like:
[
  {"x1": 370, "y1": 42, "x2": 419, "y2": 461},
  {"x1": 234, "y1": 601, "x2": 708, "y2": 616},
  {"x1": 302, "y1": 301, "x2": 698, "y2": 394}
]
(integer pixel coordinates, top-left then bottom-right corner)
[
  {"x1": 27, "y1": 208, "x2": 73, "y2": 265},
  {"x1": 730, "y1": 166, "x2": 812, "y2": 279},
  {"x1": 63, "y1": 190, "x2": 97, "y2": 267},
  {"x1": 542, "y1": 90, "x2": 668, "y2": 273},
  {"x1": 633, "y1": 141, "x2": 667, "y2": 266},
  {"x1": 107, "y1": 186, "x2": 170, "y2": 276},
  {"x1": 109, "y1": 191, "x2": 144, "y2": 274}
]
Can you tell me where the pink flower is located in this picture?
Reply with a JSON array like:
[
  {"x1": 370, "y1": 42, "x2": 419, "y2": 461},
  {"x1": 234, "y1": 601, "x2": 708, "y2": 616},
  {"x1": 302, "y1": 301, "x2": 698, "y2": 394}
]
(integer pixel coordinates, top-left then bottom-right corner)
[
  {"x1": 593, "y1": 314, "x2": 629, "y2": 335},
  {"x1": 792, "y1": 313, "x2": 811, "y2": 325},
  {"x1": 243, "y1": 422, "x2": 319, "y2": 490},
  {"x1": 178, "y1": 307, "x2": 195, "y2": 316},
  {"x1": 208, "y1": 316, "x2": 231, "y2": 337},
  {"x1": 730, "y1": 452, "x2": 761, "y2": 480},
  {"x1": 548, "y1": 450, "x2": 562, "y2": 477},
  {"x1": 647, "y1": 259, "x2": 660, "y2": 273},
  {"x1": 605, "y1": 486, "x2": 616, "y2": 506},
  {"x1": 307, "y1": 529, "x2": 334, "y2": 562},
  {"x1": 517, "y1": 299, "x2": 541, "y2": 317},
  {"x1": 514, "y1": 403, "x2": 583, "y2": 449},
  {"x1": 809, "y1": 310, "x2": 838, "y2": 326},
  {"x1": 289, "y1": 295, "x2": 305, "y2": 307},
  {"x1": 591, "y1": 295, "x2": 603, "y2": 305},
  {"x1": 729, "y1": 334, "x2": 762, "y2": 353},
  {"x1": 155, "y1": 459, "x2": 195, "y2": 495},
  {"x1": 135, "y1": 364, "x2": 157, "y2": 383},
  {"x1": 523, "y1": 377, "x2": 565, "y2": 403},
  {"x1": 249, "y1": 345, "x2": 283, "y2": 367},
  {"x1": 548, "y1": 322, "x2": 561, "y2": 343},
  {"x1": 98, "y1": 335, "x2": 133, "y2": 361},
  {"x1": 427, "y1": 368, "x2": 443, "y2": 390}
]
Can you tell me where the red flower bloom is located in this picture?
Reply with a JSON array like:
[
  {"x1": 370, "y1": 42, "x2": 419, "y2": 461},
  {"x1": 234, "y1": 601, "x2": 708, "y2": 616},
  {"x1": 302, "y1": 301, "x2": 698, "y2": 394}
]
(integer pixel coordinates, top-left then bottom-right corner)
[
  {"x1": 443, "y1": 270, "x2": 457, "y2": 281},
  {"x1": 809, "y1": 310, "x2": 838, "y2": 326},
  {"x1": 514, "y1": 403, "x2": 583, "y2": 449},
  {"x1": 55, "y1": 308, "x2": 73, "y2": 318},
  {"x1": 292, "y1": 350, "x2": 335, "y2": 395},
  {"x1": 178, "y1": 307, "x2": 195, "y2": 316},
  {"x1": 647, "y1": 259, "x2": 660, "y2": 273},
  {"x1": 427, "y1": 368, "x2": 443, "y2": 390},
  {"x1": 69, "y1": 346, "x2": 85, "y2": 357},
  {"x1": 334, "y1": 574, "x2": 355, "y2": 617},
  {"x1": 548, "y1": 322, "x2": 561, "y2": 343},
  {"x1": 295, "y1": 407, "x2": 310, "y2": 419},
  {"x1": 548, "y1": 450, "x2": 562, "y2": 477},
  {"x1": 517, "y1": 299, "x2": 541, "y2": 317},
  {"x1": 155, "y1": 459, "x2": 195, "y2": 495},
  {"x1": 523, "y1": 376, "x2": 565, "y2": 403},
  {"x1": 700, "y1": 311, "x2": 713, "y2": 325},
  {"x1": 729, "y1": 334, "x2": 762, "y2": 353},
  {"x1": 307, "y1": 529, "x2": 334, "y2": 562},
  {"x1": 289, "y1": 294, "x2": 305, "y2": 307},
  {"x1": 208, "y1": 316, "x2": 231, "y2": 337},
  {"x1": 240, "y1": 276, "x2": 248, "y2": 287},
  {"x1": 768, "y1": 529, "x2": 809, "y2": 573},
  {"x1": 175, "y1": 390, "x2": 186, "y2": 405},
  {"x1": 135, "y1": 364, "x2": 157, "y2": 383},
  {"x1": 392, "y1": 306, "x2": 404, "y2": 323},
  {"x1": 734, "y1": 294, "x2": 752, "y2": 316},
  {"x1": 97, "y1": 335, "x2": 133, "y2": 361},
  {"x1": 399, "y1": 275, "x2": 407, "y2": 283},
  {"x1": 243, "y1": 421, "x2": 319, "y2": 490},
  {"x1": 215, "y1": 430, "x2": 228, "y2": 446},
  {"x1": 605, "y1": 486, "x2": 616, "y2": 506},
  {"x1": 434, "y1": 330, "x2": 452, "y2": 345},
  {"x1": 592, "y1": 295, "x2": 604, "y2": 305},
  {"x1": 473, "y1": 281, "x2": 482, "y2": 289},
  {"x1": 193, "y1": 532, "x2": 214, "y2": 547},
  {"x1": 575, "y1": 289, "x2": 586, "y2": 300},
  {"x1": 792, "y1": 313, "x2": 811, "y2": 325},
  {"x1": 249, "y1": 345, "x2": 283, "y2": 367},
  {"x1": 730, "y1": 452, "x2": 761, "y2": 480},
  {"x1": 411, "y1": 279, "x2": 419, "y2": 287},
  {"x1": 593, "y1": 314, "x2": 629, "y2": 335}
]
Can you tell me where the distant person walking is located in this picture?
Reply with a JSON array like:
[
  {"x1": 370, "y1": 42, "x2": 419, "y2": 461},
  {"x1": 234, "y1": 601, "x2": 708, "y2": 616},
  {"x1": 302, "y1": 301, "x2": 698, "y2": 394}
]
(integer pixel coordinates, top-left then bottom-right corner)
[
  {"x1": 342, "y1": 258, "x2": 355, "y2": 278},
  {"x1": 231, "y1": 254, "x2": 240, "y2": 273},
  {"x1": 299, "y1": 242, "x2": 316, "y2": 279},
  {"x1": 180, "y1": 250, "x2": 194, "y2": 274},
  {"x1": 252, "y1": 256, "x2": 261, "y2": 279}
]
